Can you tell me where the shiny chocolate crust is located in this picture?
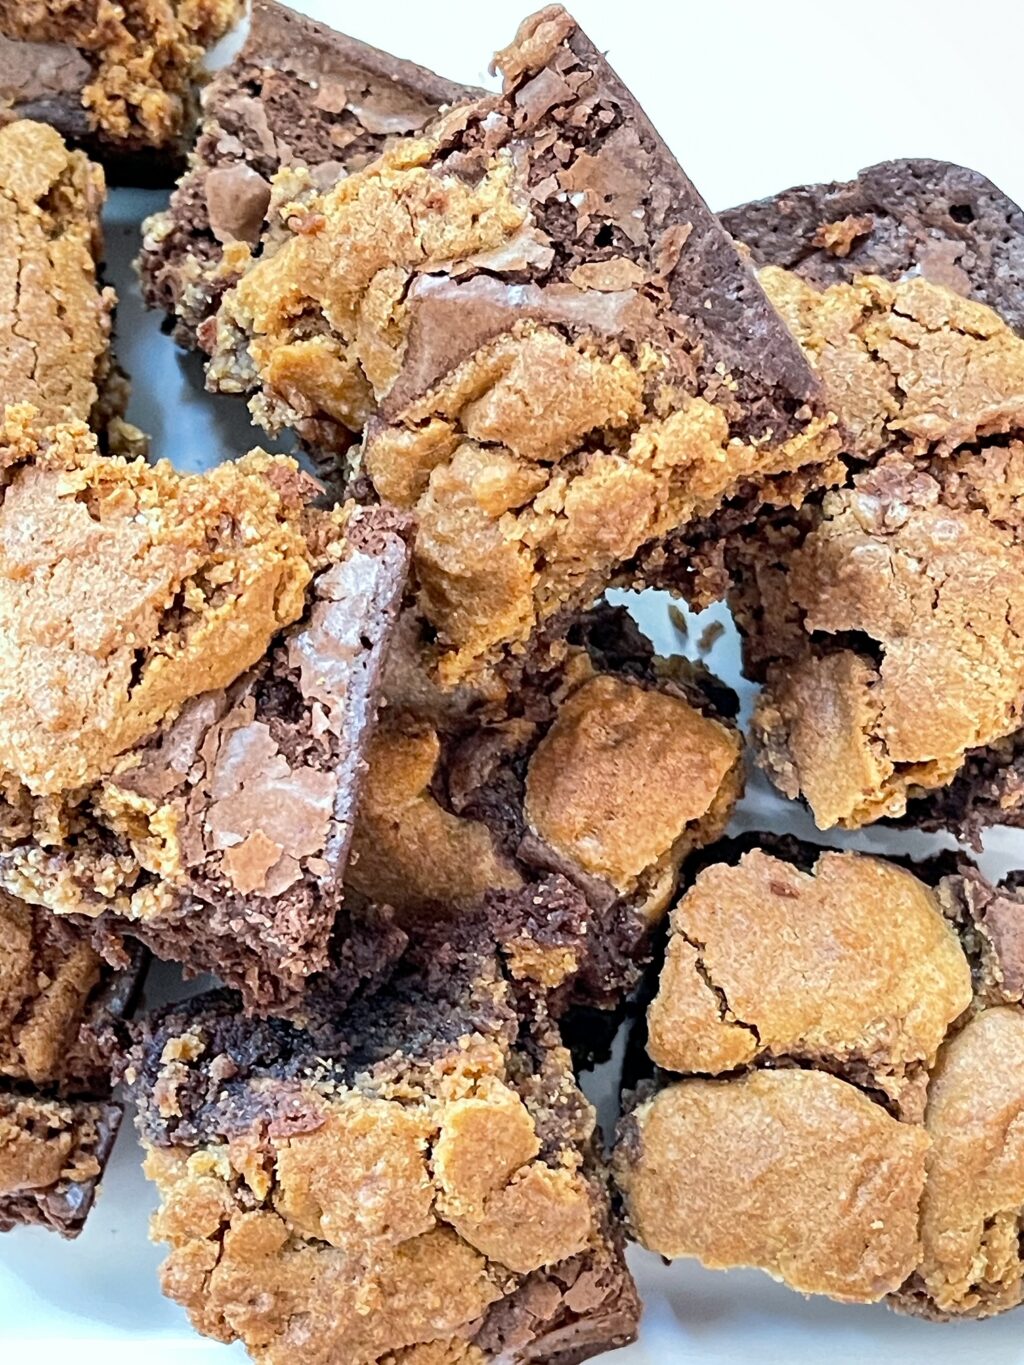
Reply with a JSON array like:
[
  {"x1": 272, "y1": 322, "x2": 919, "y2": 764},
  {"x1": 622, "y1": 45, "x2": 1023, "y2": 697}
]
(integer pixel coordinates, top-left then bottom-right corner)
[
  {"x1": 127, "y1": 921, "x2": 639, "y2": 1363},
  {"x1": 0, "y1": 1, "x2": 243, "y2": 182},
  {"x1": 139, "y1": 0, "x2": 478, "y2": 346},
  {"x1": 616, "y1": 836, "x2": 1024, "y2": 1319},
  {"x1": 348, "y1": 605, "x2": 744, "y2": 1015}
]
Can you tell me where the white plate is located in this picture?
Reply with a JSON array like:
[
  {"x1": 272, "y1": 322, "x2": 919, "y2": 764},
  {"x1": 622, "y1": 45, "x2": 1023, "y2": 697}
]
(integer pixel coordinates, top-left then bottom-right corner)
[{"x1": 3, "y1": 3, "x2": 1024, "y2": 1361}]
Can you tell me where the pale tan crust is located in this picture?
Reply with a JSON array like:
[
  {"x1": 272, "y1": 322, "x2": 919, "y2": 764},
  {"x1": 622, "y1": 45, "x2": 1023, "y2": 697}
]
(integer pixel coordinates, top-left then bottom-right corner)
[
  {"x1": 0, "y1": 1093, "x2": 102, "y2": 1199},
  {"x1": 616, "y1": 1070, "x2": 928, "y2": 1302},
  {"x1": 0, "y1": 1, "x2": 243, "y2": 147},
  {"x1": 619, "y1": 848, "x2": 1024, "y2": 1318},
  {"x1": 647, "y1": 850, "x2": 972, "y2": 1101}
]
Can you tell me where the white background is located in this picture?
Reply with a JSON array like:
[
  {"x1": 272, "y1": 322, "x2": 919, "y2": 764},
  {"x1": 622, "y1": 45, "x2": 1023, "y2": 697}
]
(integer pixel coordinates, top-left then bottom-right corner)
[{"x1": 3, "y1": 2, "x2": 1024, "y2": 1360}]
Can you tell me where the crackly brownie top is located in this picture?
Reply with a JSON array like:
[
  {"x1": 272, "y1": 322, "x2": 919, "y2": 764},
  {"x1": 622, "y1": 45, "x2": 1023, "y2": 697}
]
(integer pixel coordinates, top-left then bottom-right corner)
[
  {"x1": 349, "y1": 607, "x2": 742, "y2": 934},
  {"x1": 0, "y1": 407, "x2": 332, "y2": 795},
  {"x1": 129, "y1": 926, "x2": 638, "y2": 1364},
  {"x1": 616, "y1": 845, "x2": 1024, "y2": 1317},
  {"x1": 207, "y1": 4, "x2": 834, "y2": 684},
  {"x1": 0, "y1": 120, "x2": 113, "y2": 426},
  {"x1": 747, "y1": 442, "x2": 1024, "y2": 828},
  {"x1": 723, "y1": 158, "x2": 1024, "y2": 335},
  {"x1": 0, "y1": 0, "x2": 242, "y2": 147}
]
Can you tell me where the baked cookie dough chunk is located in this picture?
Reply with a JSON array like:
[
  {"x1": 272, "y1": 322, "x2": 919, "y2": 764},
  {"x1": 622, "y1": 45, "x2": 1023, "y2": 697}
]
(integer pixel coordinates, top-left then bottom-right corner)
[
  {"x1": 205, "y1": 4, "x2": 836, "y2": 686},
  {"x1": 614, "y1": 839, "x2": 1024, "y2": 1318},
  {"x1": 0, "y1": 410, "x2": 409, "y2": 1010},
  {"x1": 127, "y1": 923, "x2": 640, "y2": 1363},
  {"x1": 0, "y1": 890, "x2": 144, "y2": 1235},
  {"x1": 139, "y1": 0, "x2": 478, "y2": 352},
  {"x1": 0, "y1": 118, "x2": 131, "y2": 443},
  {"x1": 716, "y1": 162, "x2": 1024, "y2": 832},
  {"x1": 348, "y1": 607, "x2": 743, "y2": 1010},
  {"x1": 0, "y1": 0, "x2": 242, "y2": 179}
]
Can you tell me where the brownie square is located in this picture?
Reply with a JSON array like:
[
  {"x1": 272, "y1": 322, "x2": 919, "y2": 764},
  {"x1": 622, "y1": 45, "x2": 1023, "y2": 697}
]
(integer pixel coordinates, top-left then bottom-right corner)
[
  {"x1": 0, "y1": 890, "x2": 144, "y2": 1236},
  {"x1": 0, "y1": 411, "x2": 410, "y2": 1010},
  {"x1": 127, "y1": 919, "x2": 639, "y2": 1363},
  {"x1": 202, "y1": 5, "x2": 837, "y2": 687}
]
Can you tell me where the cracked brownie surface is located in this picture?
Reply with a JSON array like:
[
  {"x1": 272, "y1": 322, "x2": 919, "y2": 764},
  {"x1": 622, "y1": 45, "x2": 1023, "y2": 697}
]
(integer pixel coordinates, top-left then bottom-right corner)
[
  {"x1": 0, "y1": 409, "x2": 410, "y2": 1009},
  {"x1": 127, "y1": 922, "x2": 639, "y2": 1364},
  {"x1": 0, "y1": 0, "x2": 242, "y2": 176},
  {"x1": 204, "y1": 4, "x2": 836, "y2": 686},
  {"x1": 349, "y1": 606, "x2": 743, "y2": 1010},
  {"x1": 0, "y1": 119, "x2": 127, "y2": 438},
  {"x1": 614, "y1": 839, "x2": 1024, "y2": 1318},
  {"x1": 0, "y1": 888, "x2": 144, "y2": 1235},
  {"x1": 715, "y1": 162, "x2": 1024, "y2": 832},
  {"x1": 139, "y1": 0, "x2": 478, "y2": 351}
]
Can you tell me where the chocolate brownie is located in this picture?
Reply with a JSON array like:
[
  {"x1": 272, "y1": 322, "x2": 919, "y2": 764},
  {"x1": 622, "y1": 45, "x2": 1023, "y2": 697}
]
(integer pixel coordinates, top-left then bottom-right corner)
[
  {"x1": 349, "y1": 605, "x2": 743, "y2": 1012},
  {"x1": 0, "y1": 118, "x2": 138, "y2": 449},
  {"x1": 0, "y1": 890, "x2": 144, "y2": 1235},
  {"x1": 203, "y1": 4, "x2": 838, "y2": 687},
  {"x1": 614, "y1": 838, "x2": 1024, "y2": 1318},
  {"x1": 708, "y1": 162, "x2": 1024, "y2": 832},
  {"x1": 0, "y1": 0, "x2": 242, "y2": 181},
  {"x1": 126, "y1": 919, "x2": 640, "y2": 1363},
  {"x1": 0, "y1": 409, "x2": 410, "y2": 1010},
  {"x1": 722, "y1": 158, "x2": 1024, "y2": 334},
  {"x1": 139, "y1": 1, "x2": 478, "y2": 355}
]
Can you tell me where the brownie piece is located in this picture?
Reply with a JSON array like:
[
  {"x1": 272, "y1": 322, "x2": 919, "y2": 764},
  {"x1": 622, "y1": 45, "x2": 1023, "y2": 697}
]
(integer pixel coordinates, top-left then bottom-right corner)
[
  {"x1": 0, "y1": 0, "x2": 242, "y2": 181},
  {"x1": 0, "y1": 118, "x2": 136, "y2": 448},
  {"x1": 613, "y1": 838, "x2": 1024, "y2": 1319},
  {"x1": 722, "y1": 158, "x2": 1024, "y2": 334},
  {"x1": 0, "y1": 889, "x2": 144, "y2": 1235},
  {"x1": 349, "y1": 605, "x2": 743, "y2": 1012},
  {"x1": 710, "y1": 162, "x2": 1024, "y2": 832},
  {"x1": 203, "y1": 5, "x2": 837, "y2": 687},
  {"x1": 126, "y1": 920, "x2": 640, "y2": 1363},
  {"x1": 0, "y1": 410, "x2": 410, "y2": 1010},
  {"x1": 139, "y1": 0, "x2": 478, "y2": 354}
]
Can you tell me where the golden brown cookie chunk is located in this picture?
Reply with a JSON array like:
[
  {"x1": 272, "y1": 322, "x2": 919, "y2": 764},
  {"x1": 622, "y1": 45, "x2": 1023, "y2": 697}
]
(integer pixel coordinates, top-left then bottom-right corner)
[
  {"x1": 0, "y1": 410, "x2": 410, "y2": 1009},
  {"x1": 0, "y1": 0, "x2": 243, "y2": 173},
  {"x1": 721, "y1": 167, "x2": 1024, "y2": 837},
  {"x1": 128, "y1": 924, "x2": 640, "y2": 1363},
  {"x1": 0, "y1": 120, "x2": 123, "y2": 434},
  {"x1": 616, "y1": 1070, "x2": 928, "y2": 1301},
  {"x1": 348, "y1": 606, "x2": 742, "y2": 1009},
  {"x1": 616, "y1": 839, "x2": 1024, "y2": 1318},
  {"x1": 205, "y1": 6, "x2": 836, "y2": 686},
  {"x1": 746, "y1": 446, "x2": 1024, "y2": 827},
  {"x1": 138, "y1": 0, "x2": 478, "y2": 349},
  {"x1": 647, "y1": 849, "x2": 971, "y2": 1103}
]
